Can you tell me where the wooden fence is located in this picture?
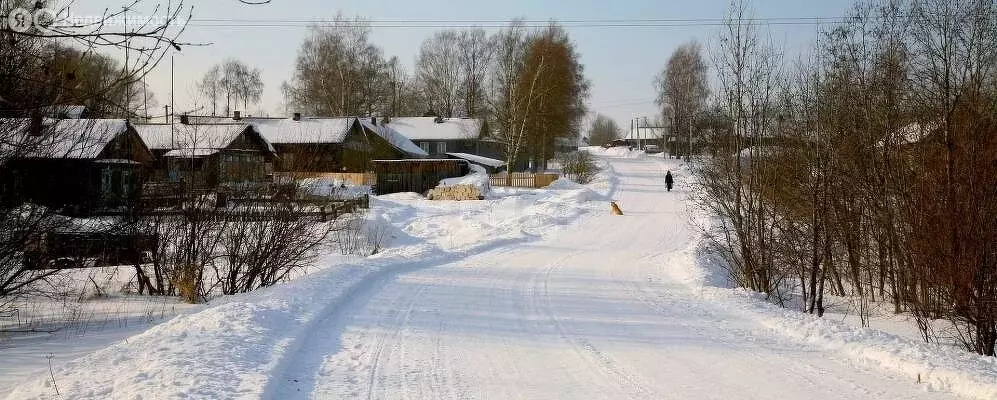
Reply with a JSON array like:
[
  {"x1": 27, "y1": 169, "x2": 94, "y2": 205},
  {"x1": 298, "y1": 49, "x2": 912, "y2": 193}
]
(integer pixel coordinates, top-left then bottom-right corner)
[
  {"x1": 273, "y1": 172, "x2": 376, "y2": 186},
  {"x1": 489, "y1": 173, "x2": 559, "y2": 189}
]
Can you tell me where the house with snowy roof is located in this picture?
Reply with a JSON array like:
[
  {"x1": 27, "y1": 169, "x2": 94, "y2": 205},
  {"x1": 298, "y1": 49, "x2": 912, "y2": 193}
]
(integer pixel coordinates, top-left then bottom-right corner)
[
  {"x1": 371, "y1": 116, "x2": 507, "y2": 171},
  {"x1": 133, "y1": 122, "x2": 276, "y2": 187},
  {"x1": 0, "y1": 117, "x2": 152, "y2": 214},
  {"x1": 188, "y1": 114, "x2": 427, "y2": 173},
  {"x1": 377, "y1": 116, "x2": 487, "y2": 156}
]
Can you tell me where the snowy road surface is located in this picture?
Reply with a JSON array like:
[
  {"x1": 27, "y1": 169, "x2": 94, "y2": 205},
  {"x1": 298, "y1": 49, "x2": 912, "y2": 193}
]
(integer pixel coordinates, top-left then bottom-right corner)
[{"x1": 268, "y1": 155, "x2": 954, "y2": 399}]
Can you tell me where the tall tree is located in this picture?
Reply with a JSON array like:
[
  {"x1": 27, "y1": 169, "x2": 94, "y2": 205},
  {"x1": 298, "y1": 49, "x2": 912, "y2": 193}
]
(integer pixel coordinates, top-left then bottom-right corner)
[
  {"x1": 199, "y1": 59, "x2": 263, "y2": 116},
  {"x1": 286, "y1": 14, "x2": 389, "y2": 116},
  {"x1": 198, "y1": 65, "x2": 223, "y2": 116},
  {"x1": 587, "y1": 114, "x2": 621, "y2": 146},
  {"x1": 457, "y1": 28, "x2": 494, "y2": 117},
  {"x1": 521, "y1": 24, "x2": 590, "y2": 170},
  {"x1": 655, "y1": 41, "x2": 709, "y2": 158},
  {"x1": 488, "y1": 21, "x2": 531, "y2": 175},
  {"x1": 417, "y1": 30, "x2": 463, "y2": 118},
  {"x1": 488, "y1": 22, "x2": 589, "y2": 174}
]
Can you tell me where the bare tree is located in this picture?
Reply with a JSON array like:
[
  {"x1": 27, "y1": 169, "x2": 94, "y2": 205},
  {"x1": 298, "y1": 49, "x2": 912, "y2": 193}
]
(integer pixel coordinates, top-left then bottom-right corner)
[
  {"x1": 0, "y1": 0, "x2": 191, "y2": 312},
  {"x1": 417, "y1": 30, "x2": 463, "y2": 118},
  {"x1": 695, "y1": 0, "x2": 784, "y2": 297},
  {"x1": 197, "y1": 59, "x2": 264, "y2": 116},
  {"x1": 285, "y1": 13, "x2": 389, "y2": 116},
  {"x1": 656, "y1": 41, "x2": 709, "y2": 158},
  {"x1": 587, "y1": 114, "x2": 621, "y2": 146},
  {"x1": 198, "y1": 65, "x2": 223, "y2": 116},
  {"x1": 458, "y1": 28, "x2": 494, "y2": 117}
]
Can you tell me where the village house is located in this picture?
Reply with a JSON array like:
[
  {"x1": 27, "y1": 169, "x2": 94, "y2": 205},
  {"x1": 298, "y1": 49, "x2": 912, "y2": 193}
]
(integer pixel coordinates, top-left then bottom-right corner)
[
  {"x1": 377, "y1": 116, "x2": 486, "y2": 156},
  {"x1": 373, "y1": 116, "x2": 507, "y2": 172},
  {"x1": 0, "y1": 118, "x2": 153, "y2": 215},
  {"x1": 190, "y1": 114, "x2": 428, "y2": 174},
  {"x1": 133, "y1": 122, "x2": 276, "y2": 188}
]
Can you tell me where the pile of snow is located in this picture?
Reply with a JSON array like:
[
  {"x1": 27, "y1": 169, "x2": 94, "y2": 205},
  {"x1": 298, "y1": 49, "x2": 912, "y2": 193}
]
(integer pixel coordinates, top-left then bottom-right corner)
[
  {"x1": 438, "y1": 163, "x2": 490, "y2": 193},
  {"x1": 298, "y1": 178, "x2": 371, "y2": 199},
  {"x1": 584, "y1": 145, "x2": 643, "y2": 158}
]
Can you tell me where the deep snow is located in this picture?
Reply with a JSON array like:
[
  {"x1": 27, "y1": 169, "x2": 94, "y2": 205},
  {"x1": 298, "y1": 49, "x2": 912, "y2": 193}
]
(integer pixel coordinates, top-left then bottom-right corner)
[{"x1": 5, "y1": 148, "x2": 996, "y2": 399}]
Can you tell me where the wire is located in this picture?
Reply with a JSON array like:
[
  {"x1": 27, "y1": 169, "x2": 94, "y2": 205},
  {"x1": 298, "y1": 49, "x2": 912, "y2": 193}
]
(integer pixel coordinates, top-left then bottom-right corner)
[{"x1": 171, "y1": 16, "x2": 853, "y2": 29}]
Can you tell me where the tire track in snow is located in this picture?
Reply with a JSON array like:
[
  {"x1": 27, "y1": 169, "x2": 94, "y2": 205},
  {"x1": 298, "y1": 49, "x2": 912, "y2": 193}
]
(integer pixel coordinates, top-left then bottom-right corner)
[
  {"x1": 529, "y1": 257, "x2": 652, "y2": 399},
  {"x1": 365, "y1": 282, "x2": 432, "y2": 400}
]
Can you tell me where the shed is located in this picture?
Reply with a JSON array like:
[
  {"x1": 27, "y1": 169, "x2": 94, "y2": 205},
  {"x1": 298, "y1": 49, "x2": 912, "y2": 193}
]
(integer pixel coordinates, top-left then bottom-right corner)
[{"x1": 372, "y1": 159, "x2": 470, "y2": 195}]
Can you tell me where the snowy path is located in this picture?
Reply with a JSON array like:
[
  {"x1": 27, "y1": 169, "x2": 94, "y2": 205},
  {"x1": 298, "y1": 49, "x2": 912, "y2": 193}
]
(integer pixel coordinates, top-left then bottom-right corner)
[{"x1": 268, "y1": 155, "x2": 955, "y2": 400}]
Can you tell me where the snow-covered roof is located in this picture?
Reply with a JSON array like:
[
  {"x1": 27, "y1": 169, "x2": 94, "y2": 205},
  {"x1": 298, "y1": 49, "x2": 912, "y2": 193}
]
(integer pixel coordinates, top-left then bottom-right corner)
[
  {"x1": 134, "y1": 123, "x2": 264, "y2": 155},
  {"x1": 383, "y1": 117, "x2": 482, "y2": 141},
  {"x1": 186, "y1": 116, "x2": 356, "y2": 145},
  {"x1": 0, "y1": 118, "x2": 129, "y2": 159},
  {"x1": 359, "y1": 119, "x2": 428, "y2": 157},
  {"x1": 445, "y1": 152, "x2": 506, "y2": 168},
  {"x1": 164, "y1": 148, "x2": 220, "y2": 158},
  {"x1": 893, "y1": 122, "x2": 935, "y2": 145},
  {"x1": 246, "y1": 117, "x2": 355, "y2": 144}
]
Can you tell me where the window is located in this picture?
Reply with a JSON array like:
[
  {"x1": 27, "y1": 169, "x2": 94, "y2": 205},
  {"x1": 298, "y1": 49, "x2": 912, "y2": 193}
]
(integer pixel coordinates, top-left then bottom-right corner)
[
  {"x1": 419, "y1": 142, "x2": 430, "y2": 153},
  {"x1": 436, "y1": 142, "x2": 447, "y2": 154}
]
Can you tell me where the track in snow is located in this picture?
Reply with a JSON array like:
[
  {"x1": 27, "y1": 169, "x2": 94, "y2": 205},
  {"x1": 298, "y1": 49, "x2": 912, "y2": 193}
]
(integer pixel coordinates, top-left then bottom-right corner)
[{"x1": 268, "y1": 154, "x2": 958, "y2": 400}]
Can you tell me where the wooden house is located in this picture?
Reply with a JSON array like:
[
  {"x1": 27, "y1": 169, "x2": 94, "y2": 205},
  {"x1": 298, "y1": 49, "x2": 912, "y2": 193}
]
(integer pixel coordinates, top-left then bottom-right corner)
[
  {"x1": 192, "y1": 115, "x2": 428, "y2": 173},
  {"x1": 377, "y1": 117, "x2": 487, "y2": 157},
  {"x1": 133, "y1": 122, "x2": 276, "y2": 188},
  {"x1": 0, "y1": 118, "x2": 153, "y2": 215}
]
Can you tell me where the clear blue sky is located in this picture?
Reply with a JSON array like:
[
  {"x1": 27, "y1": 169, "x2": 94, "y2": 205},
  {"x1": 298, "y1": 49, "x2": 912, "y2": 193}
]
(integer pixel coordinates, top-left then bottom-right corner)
[{"x1": 71, "y1": 0, "x2": 856, "y2": 130}]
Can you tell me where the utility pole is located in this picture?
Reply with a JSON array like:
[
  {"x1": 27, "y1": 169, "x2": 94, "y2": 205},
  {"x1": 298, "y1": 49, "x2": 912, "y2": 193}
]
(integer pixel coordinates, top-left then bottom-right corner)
[
  {"x1": 644, "y1": 116, "x2": 652, "y2": 152},
  {"x1": 689, "y1": 113, "x2": 693, "y2": 162},
  {"x1": 629, "y1": 118, "x2": 633, "y2": 148}
]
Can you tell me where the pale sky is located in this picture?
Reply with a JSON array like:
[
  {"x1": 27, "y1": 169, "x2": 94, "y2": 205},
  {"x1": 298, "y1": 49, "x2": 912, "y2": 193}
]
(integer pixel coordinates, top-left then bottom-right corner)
[{"x1": 65, "y1": 0, "x2": 857, "y2": 130}]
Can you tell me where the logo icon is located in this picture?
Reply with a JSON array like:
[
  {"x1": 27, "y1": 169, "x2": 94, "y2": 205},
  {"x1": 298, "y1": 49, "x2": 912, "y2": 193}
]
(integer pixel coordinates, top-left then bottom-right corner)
[{"x1": 7, "y1": 7, "x2": 33, "y2": 33}]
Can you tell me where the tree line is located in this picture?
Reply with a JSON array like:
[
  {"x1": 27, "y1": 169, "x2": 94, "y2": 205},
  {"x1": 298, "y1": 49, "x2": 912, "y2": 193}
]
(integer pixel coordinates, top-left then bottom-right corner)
[
  {"x1": 275, "y1": 15, "x2": 589, "y2": 173},
  {"x1": 674, "y1": 0, "x2": 997, "y2": 356}
]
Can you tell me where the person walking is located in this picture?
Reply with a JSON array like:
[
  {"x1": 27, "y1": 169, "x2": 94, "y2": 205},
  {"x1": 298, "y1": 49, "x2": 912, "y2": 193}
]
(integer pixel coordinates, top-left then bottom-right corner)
[{"x1": 665, "y1": 171, "x2": 674, "y2": 192}]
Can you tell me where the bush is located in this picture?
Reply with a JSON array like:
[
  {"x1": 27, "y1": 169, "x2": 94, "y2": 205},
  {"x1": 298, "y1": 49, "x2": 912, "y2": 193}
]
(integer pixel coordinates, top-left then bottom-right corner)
[{"x1": 558, "y1": 151, "x2": 601, "y2": 184}]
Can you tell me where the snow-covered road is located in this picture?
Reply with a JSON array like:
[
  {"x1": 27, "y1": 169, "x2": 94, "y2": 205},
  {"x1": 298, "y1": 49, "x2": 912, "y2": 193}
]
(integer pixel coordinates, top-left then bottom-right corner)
[{"x1": 268, "y1": 155, "x2": 954, "y2": 400}]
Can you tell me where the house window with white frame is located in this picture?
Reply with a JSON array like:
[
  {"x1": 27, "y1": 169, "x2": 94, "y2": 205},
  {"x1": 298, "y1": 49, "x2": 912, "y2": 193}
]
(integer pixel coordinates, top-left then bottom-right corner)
[
  {"x1": 436, "y1": 142, "x2": 447, "y2": 154},
  {"x1": 420, "y1": 142, "x2": 430, "y2": 153}
]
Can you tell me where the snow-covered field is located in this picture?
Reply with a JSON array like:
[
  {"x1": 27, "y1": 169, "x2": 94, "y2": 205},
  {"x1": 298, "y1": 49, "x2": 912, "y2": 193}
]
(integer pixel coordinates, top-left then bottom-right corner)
[{"x1": 5, "y1": 148, "x2": 997, "y2": 399}]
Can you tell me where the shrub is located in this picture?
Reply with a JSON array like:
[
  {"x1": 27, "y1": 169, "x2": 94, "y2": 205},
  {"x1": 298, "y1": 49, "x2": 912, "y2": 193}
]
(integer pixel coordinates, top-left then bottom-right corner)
[{"x1": 558, "y1": 151, "x2": 601, "y2": 184}]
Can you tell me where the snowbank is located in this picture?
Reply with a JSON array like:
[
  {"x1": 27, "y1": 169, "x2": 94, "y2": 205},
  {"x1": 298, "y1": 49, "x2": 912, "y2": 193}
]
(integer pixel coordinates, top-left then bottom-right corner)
[
  {"x1": 438, "y1": 163, "x2": 490, "y2": 192},
  {"x1": 298, "y1": 177, "x2": 371, "y2": 199},
  {"x1": 584, "y1": 145, "x2": 643, "y2": 159},
  {"x1": 670, "y1": 189, "x2": 997, "y2": 400},
  {"x1": 6, "y1": 162, "x2": 613, "y2": 400}
]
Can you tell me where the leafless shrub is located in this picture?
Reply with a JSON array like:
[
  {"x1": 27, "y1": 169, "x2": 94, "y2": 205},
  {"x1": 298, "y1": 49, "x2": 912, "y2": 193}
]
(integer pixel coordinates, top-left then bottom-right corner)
[
  {"x1": 558, "y1": 151, "x2": 600, "y2": 184},
  {"x1": 336, "y1": 213, "x2": 389, "y2": 257}
]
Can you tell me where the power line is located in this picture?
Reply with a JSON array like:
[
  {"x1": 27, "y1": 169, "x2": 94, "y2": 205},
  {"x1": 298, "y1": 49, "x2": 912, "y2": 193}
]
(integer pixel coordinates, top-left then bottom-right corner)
[{"x1": 172, "y1": 16, "x2": 855, "y2": 29}]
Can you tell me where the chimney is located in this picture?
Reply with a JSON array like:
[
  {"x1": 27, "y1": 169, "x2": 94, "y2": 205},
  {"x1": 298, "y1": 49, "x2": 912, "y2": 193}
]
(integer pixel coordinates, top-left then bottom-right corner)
[
  {"x1": 29, "y1": 113, "x2": 43, "y2": 136},
  {"x1": 371, "y1": 116, "x2": 377, "y2": 126},
  {"x1": 233, "y1": 110, "x2": 241, "y2": 121},
  {"x1": 179, "y1": 114, "x2": 190, "y2": 125},
  {"x1": 293, "y1": 112, "x2": 301, "y2": 121}
]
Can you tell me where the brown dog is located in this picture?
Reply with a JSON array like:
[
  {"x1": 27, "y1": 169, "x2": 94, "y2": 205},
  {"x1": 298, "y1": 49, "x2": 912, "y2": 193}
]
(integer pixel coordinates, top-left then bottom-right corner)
[{"x1": 610, "y1": 201, "x2": 624, "y2": 215}]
